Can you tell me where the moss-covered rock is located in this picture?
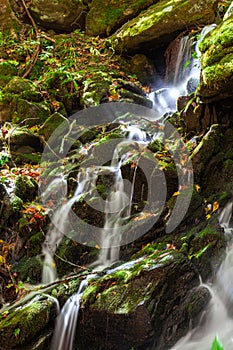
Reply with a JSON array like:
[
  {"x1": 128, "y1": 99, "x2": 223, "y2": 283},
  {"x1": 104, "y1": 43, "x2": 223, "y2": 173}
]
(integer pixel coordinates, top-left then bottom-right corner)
[
  {"x1": 0, "y1": 61, "x2": 18, "y2": 88},
  {"x1": 0, "y1": 0, "x2": 22, "y2": 34},
  {"x1": 1, "y1": 77, "x2": 51, "y2": 125},
  {"x1": 86, "y1": 0, "x2": 154, "y2": 37},
  {"x1": 198, "y1": 16, "x2": 233, "y2": 100},
  {"x1": 78, "y1": 250, "x2": 210, "y2": 349},
  {"x1": 27, "y1": 0, "x2": 87, "y2": 32},
  {"x1": 111, "y1": 0, "x2": 218, "y2": 53},
  {"x1": 12, "y1": 256, "x2": 42, "y2": 284},
  {"x1": 190, "y1": 124, "x2": 222, "y2": 176},
  {"x1": 14, "y1": 175, "x2": 38, "y2": 202}
]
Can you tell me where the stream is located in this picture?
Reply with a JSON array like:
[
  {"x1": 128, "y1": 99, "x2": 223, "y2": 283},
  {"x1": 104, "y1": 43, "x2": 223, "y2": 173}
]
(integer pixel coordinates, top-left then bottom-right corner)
[{"x1": 39, "y1": 23, "x2": 228, "y2": 350}]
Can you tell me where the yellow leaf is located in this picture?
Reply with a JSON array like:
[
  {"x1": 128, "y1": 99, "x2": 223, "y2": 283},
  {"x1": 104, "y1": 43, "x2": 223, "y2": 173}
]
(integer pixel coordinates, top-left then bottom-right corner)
[
  {"x1": 195, "y1": 184, "x2": 201, "y2": 192},
  {"x1": 172, "y1": 191, "x2": 180, "y2": 196},
  {"x1": 0, "y1": 255, "x2": 5, "y2": 265},
  {"x1": 206, "y1": 214, "x2": 211, "y2": 220},
  {"x1": 212, "y1": 201, "x2": 219, "y2": 212}
]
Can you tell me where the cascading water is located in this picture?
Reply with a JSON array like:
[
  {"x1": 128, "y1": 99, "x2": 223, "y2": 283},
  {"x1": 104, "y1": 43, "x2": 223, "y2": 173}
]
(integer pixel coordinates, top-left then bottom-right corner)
[
  {"x1": 42, "y1": 124, "x2": 150, "y2": 349},
  {"x1": 170, "y1": 202, "x2": 233, "y2": 350},
  {"x1": 41, "y1": 22, "x2": 218, "y2": 350},
  {"x1": 96, "y1": 126, "x2": 148, "y2": 269},
  {"x1": 51, "y1": 273, "x2": 97, "y2": 350},
  {"x1": 149, "y1": 24, "x2": 217, "y2": 116},
  {"x1": 41, "y1": 169, "x2": 99, "y2": 284}
]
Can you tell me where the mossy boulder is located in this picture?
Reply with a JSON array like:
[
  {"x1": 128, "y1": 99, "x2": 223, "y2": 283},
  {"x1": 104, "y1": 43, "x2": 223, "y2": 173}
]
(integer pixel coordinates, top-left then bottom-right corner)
[
  {"x1": 5, "y1": 126, "x2": 42, "y2": 151},
  {"x1": 190, "y1": 124, "x2": 222, "y2": 176},
  {"x1": 14, "y1": 175, "x2": 38, "y2": 202},
  {"x1": 27, "y1": 0, "x2": 87, "y2": 32},
  {"x1": 85, "y1": 0, "x2": 154, "y2": 37},
  {"x1": 1, "y1": 77, "x2": 51, "y2": 125},
  {"x1": 78, "y1": 250, "x2": 210, "y2": 349},
  {"x1": 198, "y1": 16, "x2": 233, "y2": 100},
  {"x1": 0, "y1": 61, "x2": 18, "y2": 88},
  {"x1": 12, "y1": 256, "x2": 42, "y2": 284},
  {"x1": 111, "y1": 0, "x2": 218, "y2": 53},
  {"x1": 3, "y1": 77, "x2": 42, "y2": 99}
]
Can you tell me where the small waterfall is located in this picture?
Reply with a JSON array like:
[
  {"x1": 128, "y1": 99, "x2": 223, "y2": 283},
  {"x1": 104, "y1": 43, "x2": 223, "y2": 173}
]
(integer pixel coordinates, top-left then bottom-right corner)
[
  {"x1": 170, "y1": 202, "x2": 233, "y2": 350},
  {"x1": 95, "y1": 125, "x2": 148, "y2": 269},
  {"x1": 149, "y1": 24, "x2": 217, "y2": 115},
  {"x1": 41, "y1": 124, "x2": 149, "y2": 282},
  {"x1": 41, "y1": 169, "x2": 99, "y2": 284},
  {"x1": 51, "y1": 273, "x2": 97, "y2": 350}
]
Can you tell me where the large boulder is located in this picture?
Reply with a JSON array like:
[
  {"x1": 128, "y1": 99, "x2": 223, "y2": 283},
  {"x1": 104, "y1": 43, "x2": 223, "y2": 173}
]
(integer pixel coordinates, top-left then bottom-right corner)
[
  {"x1": 111, "y1": 0, "x2": 218, "y2": 53},
  {"x1": 26, "y1": 0, "x2": 88, "y2": 32}
]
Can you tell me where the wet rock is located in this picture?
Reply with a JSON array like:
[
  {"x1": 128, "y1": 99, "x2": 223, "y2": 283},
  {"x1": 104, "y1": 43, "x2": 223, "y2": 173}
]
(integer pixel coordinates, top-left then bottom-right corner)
[{"x1": 111, "y1": 0, "x2": 217, "y2": 53}]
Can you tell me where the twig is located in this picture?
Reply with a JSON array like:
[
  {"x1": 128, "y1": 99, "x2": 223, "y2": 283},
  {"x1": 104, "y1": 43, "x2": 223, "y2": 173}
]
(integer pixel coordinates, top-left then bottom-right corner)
[
  {"x1": 20, "y1": 0, "x2": 41, "y2": 79},
  {"x1": 21, "y1": 0, "x2": 38, "y2": 33}
]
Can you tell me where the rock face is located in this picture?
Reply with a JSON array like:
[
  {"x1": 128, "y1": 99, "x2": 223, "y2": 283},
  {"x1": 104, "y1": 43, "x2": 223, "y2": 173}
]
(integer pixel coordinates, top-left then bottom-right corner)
[
  {"x1": 27, "y1": 0, "x2": 88, "y2": 32},
  {"x1": 111, "y1": 0, "x2": 218, "y2": 53}
]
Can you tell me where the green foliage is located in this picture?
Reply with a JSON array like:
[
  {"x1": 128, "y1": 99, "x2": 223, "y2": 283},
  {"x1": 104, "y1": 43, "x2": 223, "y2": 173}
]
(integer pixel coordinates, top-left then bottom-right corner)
[
  {"x1": 0, "y1": 151, "x2": 10, "y2": 167},
  {"x1": 211, "y1": 336, "x2": 224, "y2": 350},
  {"x1": 13, "y1": 328, "x2": 21, "y2": 337}
]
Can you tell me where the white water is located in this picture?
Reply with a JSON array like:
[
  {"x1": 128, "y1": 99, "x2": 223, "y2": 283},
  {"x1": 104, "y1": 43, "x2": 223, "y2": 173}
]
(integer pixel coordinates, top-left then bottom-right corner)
[
  {"x1": 41, "y1": 124, "x2": 149, "y2": 282},
  {"x1": 149, "y1": 24, "x2": 217, "y2": 116},
  {"x1": 51, "y1": 273, "x2": 97, "y2": 350},
  {"x1": 41, "y1": 169, "x2": 99, "y2": 284},
  {"x1": 92, "y1": 126, "x2": 148, "y2": 269},
  {"x1": 171, "y1": 202, "x2": 233, "y2": 350},
  {"x1": 43, "y1": 22, "x2": 220, "y2": 350}
]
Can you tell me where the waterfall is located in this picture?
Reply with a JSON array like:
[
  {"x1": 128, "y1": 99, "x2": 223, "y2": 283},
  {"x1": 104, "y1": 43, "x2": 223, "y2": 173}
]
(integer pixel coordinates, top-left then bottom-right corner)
[
  {"x1": 51, "y1": 273, "x2": 97, "y2": 350},
  {"x1": 170, "y1": 202, "x2": 233, "y2": 350},
  {"x1": 96, "y1": 126, "x2": 148, "y2": 269},
  {"x1": 41, "y1": 124, "x2": 149, "y2": 282},
  {"x1": 41, "y1": 169, "x2": 99, "y2": 284},
  {"x1": 149, "y1": 24, "x2": 217, "y2": 116},
  {"x1": 41, "y1": 23, "x2": 217, "y2": 350}
]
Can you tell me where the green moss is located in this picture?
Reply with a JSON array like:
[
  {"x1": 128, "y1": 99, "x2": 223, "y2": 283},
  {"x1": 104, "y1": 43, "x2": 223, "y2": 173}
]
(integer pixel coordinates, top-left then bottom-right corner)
[
  {"x1": 10, "y1": 195, "x2": 23, "y2": 212},
  {"x1": 0, "y1": 299, "x2": 53, "y2": 348},
  {"x1": 198, "y1": 17, "x2": 233, "y2": 94},
  {"x1": 14, "y1": 175, "x2": 37, "y2": 201},
  {"x1": 112, "y1": 0, "x2": 216, "y2": 52},
  {"x1": 86, "y1": 0, "x2": 154, "y2": 36},
  {"x1": 39, "y1": 113, "x2": 68, "y2": 139},
  {"x1": 13, "y1": 256, "x2": 42, "y2": 283},
  {"x1": 27, "y1": 232, "x2": 44, "y2": 256}
]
